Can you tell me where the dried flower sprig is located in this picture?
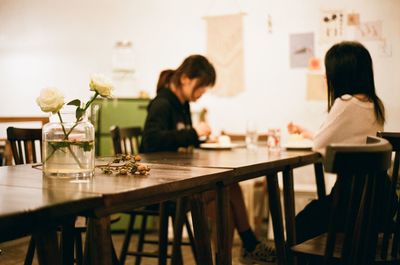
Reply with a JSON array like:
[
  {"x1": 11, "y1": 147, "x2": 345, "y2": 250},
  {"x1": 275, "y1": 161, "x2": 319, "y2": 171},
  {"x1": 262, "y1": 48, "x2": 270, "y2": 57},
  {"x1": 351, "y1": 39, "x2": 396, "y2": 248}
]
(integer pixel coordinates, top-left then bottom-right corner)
[{"x1": 98, "y1": 154, "x2": 150, "y2": 176}]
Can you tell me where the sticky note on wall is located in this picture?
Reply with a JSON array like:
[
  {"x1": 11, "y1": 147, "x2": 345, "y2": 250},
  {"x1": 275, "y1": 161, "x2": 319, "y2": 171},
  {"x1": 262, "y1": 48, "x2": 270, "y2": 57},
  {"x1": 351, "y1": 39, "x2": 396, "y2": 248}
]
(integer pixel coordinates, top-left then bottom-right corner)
[{"x1": 306, "y1": 74, "x2": 327, "y2": 101}]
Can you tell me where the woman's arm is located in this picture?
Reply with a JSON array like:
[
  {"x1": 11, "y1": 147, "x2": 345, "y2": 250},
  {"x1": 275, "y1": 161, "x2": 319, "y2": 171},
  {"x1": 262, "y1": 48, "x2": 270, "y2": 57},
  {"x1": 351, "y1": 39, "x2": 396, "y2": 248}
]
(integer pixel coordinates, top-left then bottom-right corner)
[{"x1": 141, "y1": 99, "x2": 199, "y2": 152}]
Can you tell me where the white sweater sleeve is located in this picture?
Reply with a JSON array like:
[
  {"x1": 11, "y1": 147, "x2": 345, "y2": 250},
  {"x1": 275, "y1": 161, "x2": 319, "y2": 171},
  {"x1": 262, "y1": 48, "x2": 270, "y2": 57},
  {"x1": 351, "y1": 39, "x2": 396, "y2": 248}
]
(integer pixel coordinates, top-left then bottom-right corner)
[{"x1": 312, "y1": 100, "x2": 351, "y2": 155}]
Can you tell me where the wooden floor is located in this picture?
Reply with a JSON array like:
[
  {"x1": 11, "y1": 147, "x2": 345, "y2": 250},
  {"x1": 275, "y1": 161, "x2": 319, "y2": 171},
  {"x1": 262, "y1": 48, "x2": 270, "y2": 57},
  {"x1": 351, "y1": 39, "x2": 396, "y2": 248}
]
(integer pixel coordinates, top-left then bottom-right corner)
[{"x1": 0, "y1": 232, "x2": 249, "y2": 265}]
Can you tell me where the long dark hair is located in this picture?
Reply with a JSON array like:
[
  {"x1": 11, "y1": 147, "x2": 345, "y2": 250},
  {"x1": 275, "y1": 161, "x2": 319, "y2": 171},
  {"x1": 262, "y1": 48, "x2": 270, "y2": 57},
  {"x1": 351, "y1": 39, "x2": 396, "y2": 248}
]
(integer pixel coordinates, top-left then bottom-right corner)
[
  {"x1": 156, "y1": 54, "x2": 216, "y2": 93},
  {"x1": 325, "y1": 41, "x2": 385, "y2": 124}
]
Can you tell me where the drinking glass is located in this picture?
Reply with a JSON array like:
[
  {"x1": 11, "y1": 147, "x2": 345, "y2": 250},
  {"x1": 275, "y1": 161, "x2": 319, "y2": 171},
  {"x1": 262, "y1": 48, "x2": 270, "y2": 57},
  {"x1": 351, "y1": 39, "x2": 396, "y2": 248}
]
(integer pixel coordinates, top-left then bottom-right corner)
[
  {"x1": 267, "y1": 128, "x2": 281, "y2": 155},
  {"x1": 245, "y1": 121, "x2": 258, "y2": 149}
]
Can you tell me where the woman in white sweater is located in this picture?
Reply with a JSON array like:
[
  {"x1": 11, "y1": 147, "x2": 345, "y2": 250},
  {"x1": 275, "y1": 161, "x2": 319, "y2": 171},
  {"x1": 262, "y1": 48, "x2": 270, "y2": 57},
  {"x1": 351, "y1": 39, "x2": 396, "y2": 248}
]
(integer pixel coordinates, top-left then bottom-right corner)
[{"x1": 288, "y1": 41, "x2": 386, "y2": 245}]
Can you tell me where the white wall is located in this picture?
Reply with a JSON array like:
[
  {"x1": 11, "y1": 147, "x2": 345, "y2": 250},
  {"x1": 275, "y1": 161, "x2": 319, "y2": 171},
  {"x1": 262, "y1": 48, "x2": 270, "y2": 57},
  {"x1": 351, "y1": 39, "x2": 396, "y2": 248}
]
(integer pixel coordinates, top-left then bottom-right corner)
[{"x1": 1, "y1": 0, "x2": 399, "y2": 138}]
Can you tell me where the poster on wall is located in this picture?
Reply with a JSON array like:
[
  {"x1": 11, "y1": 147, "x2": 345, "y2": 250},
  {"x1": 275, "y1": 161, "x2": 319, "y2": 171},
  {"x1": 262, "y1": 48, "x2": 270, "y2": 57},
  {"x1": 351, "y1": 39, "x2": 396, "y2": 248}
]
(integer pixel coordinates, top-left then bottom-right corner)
[
  {"x1": 205, "y1": 13, "x2": 245, "y2": 97},
  {"x1": 289, "y1": 32, "x2": 315, "y2": 68},
  {"x1": 320, "y1": 10, "x2": 344, "y2": 43},
  {"x1": 355, "y1": 20, "x2": 383, "y2": 41},
  {"x1": 306, "y1": 74, "x2": 327, "y2": 101}
]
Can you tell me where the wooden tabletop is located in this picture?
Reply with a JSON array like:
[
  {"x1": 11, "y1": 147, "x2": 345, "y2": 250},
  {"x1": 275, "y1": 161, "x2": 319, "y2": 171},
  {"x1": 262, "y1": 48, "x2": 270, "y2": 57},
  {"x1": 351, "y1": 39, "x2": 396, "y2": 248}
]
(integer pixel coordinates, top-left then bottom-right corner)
[
  {"x1": 140, "y1": 146, "x2": 321, "y2": 184},
  {"x1": 0, "y1": 163, "x2": 233, "y2": 216}
]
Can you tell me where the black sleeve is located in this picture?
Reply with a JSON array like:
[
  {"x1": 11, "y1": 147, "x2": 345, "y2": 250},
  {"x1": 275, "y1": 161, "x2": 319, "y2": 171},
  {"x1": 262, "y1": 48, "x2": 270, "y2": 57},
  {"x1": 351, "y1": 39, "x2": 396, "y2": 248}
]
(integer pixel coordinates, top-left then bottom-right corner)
[{"x1": 141, "y1": 98, "x2": 199, "y2": 152}]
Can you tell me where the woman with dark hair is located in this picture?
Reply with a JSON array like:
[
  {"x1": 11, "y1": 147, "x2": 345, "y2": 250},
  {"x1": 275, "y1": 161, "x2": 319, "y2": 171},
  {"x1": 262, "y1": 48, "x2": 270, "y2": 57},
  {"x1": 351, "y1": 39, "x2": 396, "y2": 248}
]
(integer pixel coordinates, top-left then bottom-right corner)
[
  {"x1": 288, "y1": 41, "x2": 387, "y2": 245},
  {"x1": 142, "y1": 55, "x2": 276, "y2": 264},
  {"x1": 141, "y1": 55, "x2": 215, "y2": 152}
]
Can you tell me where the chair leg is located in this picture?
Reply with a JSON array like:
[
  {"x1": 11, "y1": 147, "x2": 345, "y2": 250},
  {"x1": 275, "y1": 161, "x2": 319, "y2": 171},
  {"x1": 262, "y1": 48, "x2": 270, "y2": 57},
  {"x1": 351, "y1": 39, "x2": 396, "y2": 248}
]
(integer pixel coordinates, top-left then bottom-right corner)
[
  {"x1": 135, "y1": 214, "x2": 148, "y2": 265},
  {"x1": 24, "y1": 237, "x2": 35, "y2": 265},
  {"x1": 120, "y1": 214, "x2": 136, "y2": 265},
  {"x1": 158, "y1": 202, "x2": 169, "y2": 265},
  {"x1": 171, "y1": 198, "x2": 185, "y2": 265},
  {"x1": 185, "y1": 215, "x2": 198, "y2": 263}
]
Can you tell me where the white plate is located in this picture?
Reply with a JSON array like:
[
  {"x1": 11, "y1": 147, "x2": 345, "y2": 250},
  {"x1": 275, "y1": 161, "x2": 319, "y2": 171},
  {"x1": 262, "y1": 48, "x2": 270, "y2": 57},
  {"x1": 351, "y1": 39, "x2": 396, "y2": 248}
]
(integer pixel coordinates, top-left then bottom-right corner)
[
  {"x1": 199, "y1": 143, "x2": 239, "y2": 150},
  {"x1": 283, "y1": 140, "x2": 313, "y2": 150}
]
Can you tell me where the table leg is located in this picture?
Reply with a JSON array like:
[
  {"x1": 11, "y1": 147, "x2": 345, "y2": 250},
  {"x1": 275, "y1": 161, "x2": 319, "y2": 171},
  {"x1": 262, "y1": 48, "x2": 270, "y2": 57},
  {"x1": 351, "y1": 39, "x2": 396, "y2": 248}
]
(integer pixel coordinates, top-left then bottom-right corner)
[
  {"x1": 282, "y1": 168, "x2": 296, "y2": 265},
  {"x1": 266, "y1": 173, "x2": 287, "y2": 265},
  {"x1": 34, "y1": 224, "x2": 61, "y2": 265},
  {"x1": 190, "y1": 193, "x2": 213, "y2": 265},
  {"x1": 84, "y1": 216, "x2": 114, "y2": 265},
  {"x1": 314, "y1": 162, "x2": 326, "y2": 199},
  {"x1": 61, "y1": 217, "x2": 76, "y2": 265},
  {"x1": 215, "y1": 183, "x2": 231, "y2": 265}
]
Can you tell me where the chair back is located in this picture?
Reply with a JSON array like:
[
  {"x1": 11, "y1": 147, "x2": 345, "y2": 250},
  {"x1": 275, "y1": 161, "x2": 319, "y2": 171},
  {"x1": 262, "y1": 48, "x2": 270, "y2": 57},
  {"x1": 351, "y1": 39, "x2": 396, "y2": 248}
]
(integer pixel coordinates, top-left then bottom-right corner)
[
  {"x1": 110, "y1": 126, "x2": 142, "y2": 155},
  {"x1": 377, "y1": 132, "x2": 400, "y2": 261},
  {"x1": 323, "y1": 136, "x2": 392, "y2": 265},
  {"x1": 6, "y1": 127, "x2": 42, "y2": 165}
]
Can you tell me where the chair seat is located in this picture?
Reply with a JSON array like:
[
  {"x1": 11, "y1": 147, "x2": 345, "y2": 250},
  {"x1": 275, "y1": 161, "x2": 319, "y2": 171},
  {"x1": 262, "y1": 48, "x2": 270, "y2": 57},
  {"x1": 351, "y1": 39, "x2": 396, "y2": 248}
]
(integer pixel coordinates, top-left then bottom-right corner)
[{"x1": 291, "y1": 233, "x2": 399, "y2": 262}]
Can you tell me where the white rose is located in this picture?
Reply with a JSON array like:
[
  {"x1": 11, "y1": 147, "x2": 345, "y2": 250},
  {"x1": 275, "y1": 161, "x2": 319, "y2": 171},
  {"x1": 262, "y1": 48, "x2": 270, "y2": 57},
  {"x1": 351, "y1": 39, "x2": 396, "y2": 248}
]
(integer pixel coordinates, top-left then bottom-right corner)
[
  {"x1": 36, "y1": 88, "x2": 65, "y2": 114},
  {"x1": 89, "y1": 74, "x2": 113, "y2": 98}
]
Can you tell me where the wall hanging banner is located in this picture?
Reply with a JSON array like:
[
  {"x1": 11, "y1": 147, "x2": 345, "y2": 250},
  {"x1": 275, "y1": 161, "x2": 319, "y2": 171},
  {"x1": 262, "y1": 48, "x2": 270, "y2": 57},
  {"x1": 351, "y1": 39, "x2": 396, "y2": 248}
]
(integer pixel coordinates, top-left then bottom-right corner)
[{"x1": 205, "y1": 13, "x2": 245, "y2": 97}]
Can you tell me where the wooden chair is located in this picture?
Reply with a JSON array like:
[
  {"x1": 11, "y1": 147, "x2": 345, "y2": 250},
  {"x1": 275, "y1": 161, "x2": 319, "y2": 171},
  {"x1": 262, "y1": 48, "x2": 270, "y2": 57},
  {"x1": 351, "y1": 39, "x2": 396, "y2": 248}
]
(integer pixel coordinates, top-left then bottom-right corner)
[
  {"x1": 378, "y1": 132, "x2": 400, "y2": 188},
  {"x1": 377, "y1": 132, "x2": 400, "y2": 261},
  {"x1": 6, "y1": 127, "x2": 86, "y2": 265},
  {"x1": 110, "y1": 125, "x2": 198, "y2": 265},
  {"x1": 1, "y1": 116, "x2": 49, "y2": 165},
  {"x1": 6, "y1": 127, "x2": 43, "y2": 264},
  {"x1": 6, "y1": 127, "x2": 42, "y2": 165},
  {"x1": 291, "y1": 136, "x2": 397, "y2": 265},
  {"x1": 110, "y1": 125, "x2": 142, "y2": 155}
]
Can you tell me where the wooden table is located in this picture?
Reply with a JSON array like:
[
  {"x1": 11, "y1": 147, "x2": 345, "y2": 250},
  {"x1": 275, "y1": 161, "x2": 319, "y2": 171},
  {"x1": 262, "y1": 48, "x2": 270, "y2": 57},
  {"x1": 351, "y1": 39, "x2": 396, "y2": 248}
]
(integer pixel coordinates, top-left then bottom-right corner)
[
  {"x1": 140, "y1": 146, "x2": 324, "y2": 265},
  {"x1": 0, "y1": 163, "x2": 234, "y2": 265},
  {"x1": 0, "y1": 146, "x2": 323, "y2": 265}
]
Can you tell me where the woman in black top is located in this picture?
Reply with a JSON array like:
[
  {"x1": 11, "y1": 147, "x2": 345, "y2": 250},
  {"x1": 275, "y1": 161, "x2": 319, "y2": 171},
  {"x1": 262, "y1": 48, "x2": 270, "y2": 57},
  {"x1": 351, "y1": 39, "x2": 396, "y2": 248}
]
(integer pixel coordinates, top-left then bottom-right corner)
[
  {"x1": 141, "y1": 55, "x2": 213, "y2": 152},
  {"x1": 141, "y1": 55, "x2": 275, "y2": 264}
]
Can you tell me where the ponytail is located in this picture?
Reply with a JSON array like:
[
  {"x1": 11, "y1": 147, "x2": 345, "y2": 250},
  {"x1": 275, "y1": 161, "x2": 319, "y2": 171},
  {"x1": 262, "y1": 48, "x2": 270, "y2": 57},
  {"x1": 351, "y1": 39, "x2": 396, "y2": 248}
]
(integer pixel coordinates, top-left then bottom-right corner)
[{"x1": 156, "y1": 70, "x2": 174, "y2": 93}]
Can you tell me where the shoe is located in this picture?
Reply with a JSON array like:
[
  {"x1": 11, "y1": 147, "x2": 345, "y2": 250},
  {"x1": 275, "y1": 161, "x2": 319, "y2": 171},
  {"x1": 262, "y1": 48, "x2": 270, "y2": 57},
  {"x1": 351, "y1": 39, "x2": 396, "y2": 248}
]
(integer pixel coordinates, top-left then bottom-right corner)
[{"x1": 239, "y1": 241, "x2": 277, "y2": 264}]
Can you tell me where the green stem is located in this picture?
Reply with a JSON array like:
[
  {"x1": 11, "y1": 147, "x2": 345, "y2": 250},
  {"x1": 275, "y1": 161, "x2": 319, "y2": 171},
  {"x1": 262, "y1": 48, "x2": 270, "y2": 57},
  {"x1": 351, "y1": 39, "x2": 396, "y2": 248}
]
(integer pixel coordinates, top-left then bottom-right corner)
[
  {"x1": 68, "y1": 143, "x2": 84, "y2": 168},
  {"x1": 57, "y1": 112, "x2": 68, "y2": 138},
  {"x1": 56, "y1": 111, "x2": 84, "y2": 169},
  {"x1": 84, "y1": 91, "x2": 99, "y2": 112},
  {"x1": 44, "y1": 144, "x2": 57, "y2": 163},
  {"x1": 65, "y1": 92, "x2": 98, "y2": 138}
]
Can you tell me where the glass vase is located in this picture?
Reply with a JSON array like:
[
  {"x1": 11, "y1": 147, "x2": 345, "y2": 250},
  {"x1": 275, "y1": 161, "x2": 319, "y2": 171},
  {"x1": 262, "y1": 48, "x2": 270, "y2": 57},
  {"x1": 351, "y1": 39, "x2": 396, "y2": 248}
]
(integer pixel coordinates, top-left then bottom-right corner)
[{"x1": 42, "y1": 113, "x2": 95, "y2": 179}]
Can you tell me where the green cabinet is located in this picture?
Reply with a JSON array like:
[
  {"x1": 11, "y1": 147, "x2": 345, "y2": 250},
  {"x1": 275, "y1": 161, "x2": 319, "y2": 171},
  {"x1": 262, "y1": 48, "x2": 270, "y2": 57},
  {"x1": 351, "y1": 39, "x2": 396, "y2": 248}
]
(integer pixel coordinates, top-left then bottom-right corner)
[{"x1": 90, "y1": 98, "x2": 149, "y2": 156}]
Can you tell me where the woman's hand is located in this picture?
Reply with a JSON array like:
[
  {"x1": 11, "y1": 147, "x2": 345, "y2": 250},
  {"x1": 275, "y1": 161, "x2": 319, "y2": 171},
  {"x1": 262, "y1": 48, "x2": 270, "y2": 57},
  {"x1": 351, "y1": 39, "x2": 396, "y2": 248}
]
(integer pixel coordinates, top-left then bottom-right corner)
[
  {"x1": 194, "y1": 122, "x2": 212, "y2": 137},
  {"x1": 287, "y1": 122, "x2": 314, "y2": 139},
  {"x1": 287, "y1": 122, "x2": 302, "y2": 134}
]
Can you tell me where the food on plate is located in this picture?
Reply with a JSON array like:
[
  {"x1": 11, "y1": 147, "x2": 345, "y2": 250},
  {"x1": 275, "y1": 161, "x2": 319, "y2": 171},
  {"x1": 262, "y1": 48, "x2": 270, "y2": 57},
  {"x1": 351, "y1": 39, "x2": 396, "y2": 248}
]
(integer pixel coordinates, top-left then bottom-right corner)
[
  {"x1": 287, "y1": 133, "x2": 304, "y2": 143},
  {"x1": 218, "y1": 135, "x2": 232, "y2": 146}
]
